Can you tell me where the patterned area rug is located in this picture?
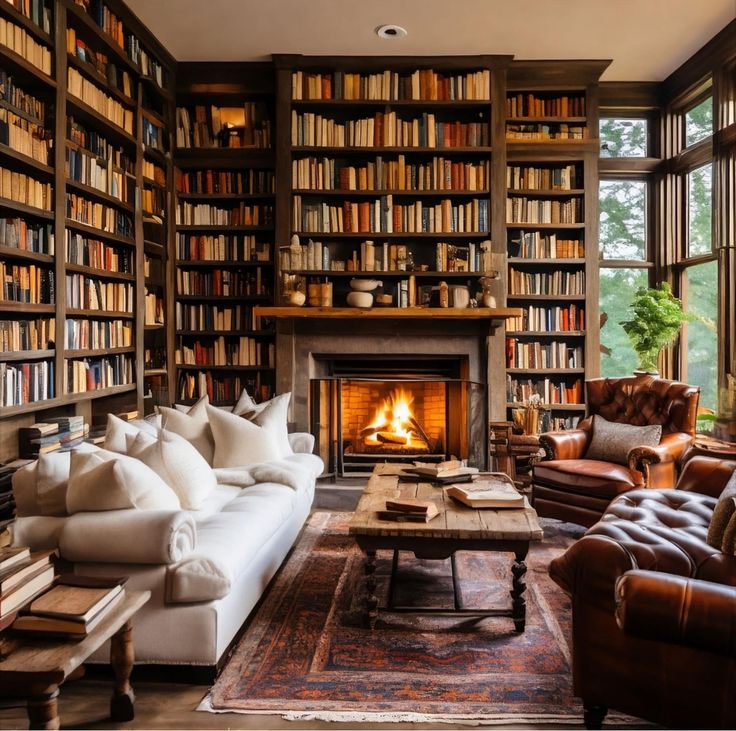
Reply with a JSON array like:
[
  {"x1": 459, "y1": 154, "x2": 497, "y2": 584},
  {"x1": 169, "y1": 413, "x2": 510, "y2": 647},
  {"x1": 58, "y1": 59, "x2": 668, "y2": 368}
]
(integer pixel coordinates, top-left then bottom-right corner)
[{"x1": 203, "y1": 512, "x2": 637, "y2": 725}]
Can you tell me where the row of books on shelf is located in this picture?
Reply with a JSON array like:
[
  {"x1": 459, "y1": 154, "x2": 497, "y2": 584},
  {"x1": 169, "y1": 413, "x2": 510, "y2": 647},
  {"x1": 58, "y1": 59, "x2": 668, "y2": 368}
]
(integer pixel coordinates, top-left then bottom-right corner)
[
  {"x1": 509, "y1": 232, "x2": 584, "y2": 259},
  {"x1": 0, "y1": 17, "x2": 52, "y2": 75},
  {"x1": 506, "y1": 94, "x2": 585, "y2": 119},
  {"x1": 293, "y1": 197, "x2": 489, "y2": 234},
  {"x1": 0, "y1": 458, "x2": 26, "y2": 528},
  {"x1": 505, "y1": 339, "x2": 583, "y2": 369},
  {"x1": 141, "y1": 117, "x2": 164, "y2": 152},
  {"x1": 175, "y1": 338, "x2": 274, "y2": 368},
  {"x1": 0, "y1": 316, "x2": 53, "y2": 352},
  {"x1": 176, "y1": 268, "x2": 269, "y2": 297},
  {"x1": 0, "y1": 260, "x2": 53, "y2": 302},
  {"x1": 65, "y1": 317, "x2": 132, "y2": 350},
  {"x1": 291, "y1": 69, "x2": 491, "y2": 101},
  {"x1": 0, "y1": 70, "x2": 46, "y2": 120},
  {"x1": 67, "y1": 144, "x2": 135, "y2": 201},
  {"x1": 175, "y1": 202, "x2": 273, "y2": 227},
  {"x1": 66, "y1": 231, "x2": 133, "y2": 273},
  {"x1": 18, "y1": 415, "x2": 87, "y2": 457},
  {"x1": 0, "y1": 216, "x2": 53, "y2": 253},
  {"x1": 0, "y1": 108, "x2": 51, "y2": 164},
  {"x1": 67, "y1": 30, "x2": 135, "y2": 100},
  {"x1": 144, "y1": 345, "x2": 165, "y2": 370},
  {"x1": 67, "y1": 193, "x2": 133, "y2": 237},
  {"x1": 65, "y1": 273, "x2": 133, "y2": 311},
  {"x1": 144, "y1": 290, "x2": 163, "y2": 325},
  {"x1": 508, "y1": 269, "x2": 585, "y2": 296},
  {"x1": 177, "y1": 234, "x2": 271, "y2": 263},
  {"x1": 506, "y1": 164, "x2": 582, "y2": 191},
  {"x1": 177, "y1": 371, "x2": 271, "y2": 404},
  {"x1": 142, "y1": 159, "x2": 165, "y2": 185},
  {"x1": 0, "y1": 358, "x2": 53, "y2": 406},
  {"x1": 175, "y1": 168, "x2": 274, "y2": 196},
  {"x1": 3, "y1": 0, "x2": 52, "y2": 34},
  {"x1": 64, "y1": 352, "x2": 133, "y2": 393},
  {"x1": 292, "y1": 111, "x2": 490, "y2": 148},
  {"x1": 506, "y1": 375, "x2": 584, "y2": 405},
  {"x1": 141, "y1": 185, "x2": 164, "y2": 217},
  {"x1": 174, "y1": 302, "x2": 262, "y2": 332},
  {"x1": 292, "y1": 155, "x2": 490, "y2": 192},
  {"x1": 68, "y1": 117, "x2": 133, "y2": 172},
  {"x1": 506, "y1": 304, "x2": 585, "y2": 332},
  {"x1": 506, "y1": 123, "x2": 586, "y2": 140},
  {"x1": 0, "y1": 166, "x2": 52, "y2": 210},
  {"x1": 67, "y1": 68, "x2": 135, "y2": 135},
  {"x1": 506, "y1": 197, "x2": 583, "y2": 224},
  {"x1": 175, "y1": 104, "x2": 272, "y2": 149}
]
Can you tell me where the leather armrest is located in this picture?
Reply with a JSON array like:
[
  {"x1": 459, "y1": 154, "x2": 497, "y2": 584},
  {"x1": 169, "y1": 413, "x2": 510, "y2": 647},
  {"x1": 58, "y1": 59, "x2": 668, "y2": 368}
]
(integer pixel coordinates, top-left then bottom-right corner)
[
  {"x1": 676, "y1": 455, "x2": 736, "y2": 498},
  {"x1": 628, "y1": 432, "x2": 693, "y2": 485},
  {"x1": 539, "y1": 429, "x2": 589, "y2": 461},
  {"x1": 615, "y1": 570, "x2": 736, "y2": 656}
]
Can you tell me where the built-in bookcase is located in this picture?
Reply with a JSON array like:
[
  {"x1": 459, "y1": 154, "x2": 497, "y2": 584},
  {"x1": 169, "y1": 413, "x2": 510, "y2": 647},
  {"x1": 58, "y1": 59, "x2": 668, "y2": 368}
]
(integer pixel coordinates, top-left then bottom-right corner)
[
  {"x1": 503, "y1": 62, "x2": 605, "y2": 429},
  {"x1": 173, "y1": 63, "x2": 276, "y2": 407}
]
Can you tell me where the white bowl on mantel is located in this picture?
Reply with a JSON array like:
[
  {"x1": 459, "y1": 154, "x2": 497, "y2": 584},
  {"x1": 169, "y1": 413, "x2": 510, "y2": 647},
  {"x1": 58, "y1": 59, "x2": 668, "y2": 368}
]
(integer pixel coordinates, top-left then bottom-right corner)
[
  {"x1": 346, "y1": 291, "x2": 374, "y2": 308},
  {"x1": 349, "y1": 278, "x2": 382, "y2": 292}
]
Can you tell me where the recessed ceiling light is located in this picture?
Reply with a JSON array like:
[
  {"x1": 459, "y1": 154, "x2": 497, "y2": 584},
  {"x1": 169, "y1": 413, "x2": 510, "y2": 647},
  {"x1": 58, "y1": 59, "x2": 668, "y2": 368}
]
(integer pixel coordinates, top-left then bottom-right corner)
[{"x1": 376, "y1": 25, "x2": 408, "y2": 39}]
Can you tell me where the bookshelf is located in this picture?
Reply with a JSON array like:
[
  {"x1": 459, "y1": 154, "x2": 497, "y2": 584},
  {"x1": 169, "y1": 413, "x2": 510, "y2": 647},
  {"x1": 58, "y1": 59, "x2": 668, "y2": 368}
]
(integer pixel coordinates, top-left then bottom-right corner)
[
  {"x1": 273, "y1": 55, "x2": 510, "y2": 318},
  {"x1": 503, "y1": 62, "x2": 606, "y2": 429},
  {"x1": 0, "y1": 0, "x2": 175, "y2": 439},
  {"x1": 174, "y1": 63, "x2": 276, "y2": 407}
]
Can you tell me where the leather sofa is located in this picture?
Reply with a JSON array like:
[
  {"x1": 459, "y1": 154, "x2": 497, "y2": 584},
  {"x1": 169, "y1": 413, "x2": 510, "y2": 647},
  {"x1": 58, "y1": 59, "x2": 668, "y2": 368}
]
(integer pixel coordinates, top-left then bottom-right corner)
[
  {"x1": 532, "y1": 374, "x2": 700, "y2": 527},
  {"x1": 549, "y1": 453, "x2": 736, "y2": 729}
]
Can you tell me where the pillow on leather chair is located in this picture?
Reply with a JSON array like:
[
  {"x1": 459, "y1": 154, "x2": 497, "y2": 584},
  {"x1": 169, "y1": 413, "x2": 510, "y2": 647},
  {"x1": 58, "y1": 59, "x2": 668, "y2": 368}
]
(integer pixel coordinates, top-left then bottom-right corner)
[
  {"x1": 706, "y1": 473, "x2": 736, "y2": 550},
  {"x1": 721, "y1": 501, "x2": 736, "y2": 555},
  {"x1": 585, "y1": 415, "x2": 662, "y2": 466}
]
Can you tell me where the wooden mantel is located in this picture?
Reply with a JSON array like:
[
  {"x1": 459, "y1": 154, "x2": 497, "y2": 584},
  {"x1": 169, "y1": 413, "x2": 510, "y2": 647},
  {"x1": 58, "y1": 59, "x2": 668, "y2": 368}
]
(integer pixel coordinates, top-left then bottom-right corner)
[{"x1": 255, "y1": 306, "x2": 522, "y2": 320}]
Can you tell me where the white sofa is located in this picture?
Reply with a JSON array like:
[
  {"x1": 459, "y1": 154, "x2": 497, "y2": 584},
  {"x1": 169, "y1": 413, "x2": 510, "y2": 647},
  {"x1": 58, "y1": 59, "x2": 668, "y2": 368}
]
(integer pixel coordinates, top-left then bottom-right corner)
[{"x1": 12, "y1": 433, "x2": 322, "y2": 668}]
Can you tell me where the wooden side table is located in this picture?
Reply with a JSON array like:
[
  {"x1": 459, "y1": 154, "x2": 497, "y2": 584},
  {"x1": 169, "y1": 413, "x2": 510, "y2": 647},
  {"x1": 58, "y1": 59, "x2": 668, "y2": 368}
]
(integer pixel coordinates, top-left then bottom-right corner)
[
  {"x1": 0, "y1": 589, "x2": 150, "y2": 730},
  {"x1": 489, "y1": 421, "x2": 543, "y2": 492}
]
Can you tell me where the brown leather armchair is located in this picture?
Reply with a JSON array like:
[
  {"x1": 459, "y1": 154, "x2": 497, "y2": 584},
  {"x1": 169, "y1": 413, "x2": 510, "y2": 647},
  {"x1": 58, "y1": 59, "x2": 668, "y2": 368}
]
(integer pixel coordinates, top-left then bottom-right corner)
[
  {"x1": 532, "y1": 374, "x2": 700, "y2": 527},
  {"x1": 549, "y1": 454, "x2": 736, "y2": 729}
]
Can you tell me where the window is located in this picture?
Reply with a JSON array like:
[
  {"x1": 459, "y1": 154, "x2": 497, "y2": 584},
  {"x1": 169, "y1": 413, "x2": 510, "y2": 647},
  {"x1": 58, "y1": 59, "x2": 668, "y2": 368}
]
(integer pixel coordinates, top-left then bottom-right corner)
[
  {"x1": 600, "y1": 118, "x2": 648, "y2": 157},
  {"x1": 687, "y1": 163, "x2": 713, "y2": 256},
  {"x1": 599, "y1": 180, "x2": 647, "y2": 260},
  {"x1": 599, "y1": 268, "x2": 649, "y2": 377},
  {"x1": 685, "y1": 97, "x2": 713, "y2": 147}
]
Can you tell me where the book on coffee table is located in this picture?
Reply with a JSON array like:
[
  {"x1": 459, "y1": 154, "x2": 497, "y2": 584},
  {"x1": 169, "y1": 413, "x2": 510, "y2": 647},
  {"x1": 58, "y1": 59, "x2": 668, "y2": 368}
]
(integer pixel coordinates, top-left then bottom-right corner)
[
  {"x1": 378, "y1": 498, "x2": 439, "y2": 523},
  {"x1": 400, "y1": 460, "x2": 479, "y2": 483},
  {"x1": 445, "y1": 477, "x2": 524, "y2": 509}
]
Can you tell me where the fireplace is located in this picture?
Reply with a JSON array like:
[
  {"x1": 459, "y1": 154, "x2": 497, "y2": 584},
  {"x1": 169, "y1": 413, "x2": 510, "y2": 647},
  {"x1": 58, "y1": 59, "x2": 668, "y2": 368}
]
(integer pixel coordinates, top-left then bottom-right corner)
[{"x1": 310, "y1": 356, "x2": 485, "y2": 476}]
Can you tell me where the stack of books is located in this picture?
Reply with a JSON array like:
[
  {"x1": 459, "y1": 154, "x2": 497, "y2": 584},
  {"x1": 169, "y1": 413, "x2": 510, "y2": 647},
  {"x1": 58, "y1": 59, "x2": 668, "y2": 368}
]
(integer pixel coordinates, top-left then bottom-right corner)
[
  {"x1": 0, "y1": 547, "x2": 56, "y2": 630},
  {"x1": 400, "y1": 460, "x2": 479, "y2": 484},
  {"x1": 18, "y1": 416, "x2": 89, "y2": 458},
  {"x1": 0, "y1": 459, "x2": 33, "y2": 530},
  {"x1": 13, "y1": 575, "x2": 127, "y2": 636},
  {"x1": 444, "y1": 477, "x2": 525, "y2": 509},
  {"x1": 378, "y1": 498, "x2": 439, "y2": 523}
]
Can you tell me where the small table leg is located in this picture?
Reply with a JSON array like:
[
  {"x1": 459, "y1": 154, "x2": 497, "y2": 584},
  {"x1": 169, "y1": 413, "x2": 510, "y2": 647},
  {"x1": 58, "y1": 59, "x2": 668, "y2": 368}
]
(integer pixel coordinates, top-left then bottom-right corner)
[
  {"x1": 511, "y1": 545, "x2": 529, "y2": 633},
  {"x1": 362, "y1": 549, "x2": 378, "y2": 629},
  {"x1": 110, "y1": 619, "x2": 136, "y2": 722},
  {"x1": 27, "y1": 689, "x2": 59, "y2": 730}
]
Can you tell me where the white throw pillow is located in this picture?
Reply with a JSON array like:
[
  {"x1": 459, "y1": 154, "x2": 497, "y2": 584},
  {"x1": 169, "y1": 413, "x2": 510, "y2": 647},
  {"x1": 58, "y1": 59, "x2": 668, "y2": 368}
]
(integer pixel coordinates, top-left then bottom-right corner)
[
  {"x1": 206, "y1": 404, "x2": 282, "y2": 468},
  {"x1": 66, "y1": 449, "x2": 180, "y2": 513},
  {"x1": 13, "y1": 451, "x2": 71, "y2": 517},
  {"x1": 158, "y1": 394, "x2": 215, "y2": 465},
  {"x1": 232, "y1": 388, "x2": 261, "y2": 417},
  {"x1": 250, "y1": 393, "x2": 293, "y2": 458},
  {"x1": 126, "y1": 429, "x2": 217, "y2": 510},
  {"x1": 104, "y1": 413, "x2": 162, "y2": 454}
]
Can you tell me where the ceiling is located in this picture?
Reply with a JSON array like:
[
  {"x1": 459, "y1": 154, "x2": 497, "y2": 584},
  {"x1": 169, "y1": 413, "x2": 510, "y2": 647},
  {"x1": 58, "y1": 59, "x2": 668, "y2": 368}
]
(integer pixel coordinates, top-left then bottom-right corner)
[{"x1": 126, "y1": 0, "x2": 736, "y2": 81}]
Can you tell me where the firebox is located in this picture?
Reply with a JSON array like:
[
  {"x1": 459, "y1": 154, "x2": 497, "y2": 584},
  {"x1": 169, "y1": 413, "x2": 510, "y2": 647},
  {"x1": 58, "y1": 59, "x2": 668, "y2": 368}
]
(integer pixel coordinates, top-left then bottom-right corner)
[{"x1": 310, "y1": 356, "x2": 485, "y2": 477}]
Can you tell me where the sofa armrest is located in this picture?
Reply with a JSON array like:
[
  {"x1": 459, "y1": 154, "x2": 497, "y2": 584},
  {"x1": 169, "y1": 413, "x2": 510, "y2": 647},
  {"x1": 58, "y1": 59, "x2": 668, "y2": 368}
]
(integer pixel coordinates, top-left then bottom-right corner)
[
  {"x1": 288, "y1": 431, "x2": 315, "y2": 455},
  {"x1": 615, "y1": 570, "x2": 736, "y2": 656},
  {"x1": 628, "y1": 432, "x2": 693, "y2": 487},
  {"x1": 59, "y1": 510, "x2": 196, "y2": 565},
  {"x1": 676, "y1": 455, "x2": 736, "y2": 498},
  {"x1": 539, "y1": 429, "x2": 589, "y2": 461}
]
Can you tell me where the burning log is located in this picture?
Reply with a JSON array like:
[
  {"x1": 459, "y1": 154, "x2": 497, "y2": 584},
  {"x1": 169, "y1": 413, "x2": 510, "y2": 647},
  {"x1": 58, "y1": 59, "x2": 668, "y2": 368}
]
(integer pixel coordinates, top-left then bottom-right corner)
[
  {"x1": 376, "y1": 431, "x2": 409, "y2": 445},
  {"x1": 360, "y1": 423, "x2": 389, "y2": 438},
  {"x1": 409, "y1": 416, "x2": 431, "y2": 448}
]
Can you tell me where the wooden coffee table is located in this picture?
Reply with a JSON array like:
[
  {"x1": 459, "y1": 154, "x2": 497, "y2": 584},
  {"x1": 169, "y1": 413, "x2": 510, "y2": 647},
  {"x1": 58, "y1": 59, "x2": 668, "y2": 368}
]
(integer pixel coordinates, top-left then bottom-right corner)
[
  {"x1": 0, "y1": 589, "x2": 150, "y2": 730},
  {"x1": 349, "y1": 464, "x2": 543, "y2": 631}
]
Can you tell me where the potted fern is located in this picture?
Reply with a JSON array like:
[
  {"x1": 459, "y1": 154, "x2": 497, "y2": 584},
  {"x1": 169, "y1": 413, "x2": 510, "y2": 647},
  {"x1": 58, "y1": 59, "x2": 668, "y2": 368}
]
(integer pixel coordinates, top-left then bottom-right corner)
[{"x1": 620, "y1": 282, "x2": 691, "y2": 375}]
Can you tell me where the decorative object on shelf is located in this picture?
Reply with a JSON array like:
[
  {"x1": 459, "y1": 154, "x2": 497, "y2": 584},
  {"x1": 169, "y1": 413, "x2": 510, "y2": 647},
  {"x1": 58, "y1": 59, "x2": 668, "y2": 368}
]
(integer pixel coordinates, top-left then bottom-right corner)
[
  {"x1": 286, "y1": 289, "x2": 305, "y2": 307},
  {"x1": 478, "y1": 275, "x2": 497, "y2": 308},
  {"x1": 450, "y1": 285, "x2": 470, "y2": 309},
  {"x1": 620, "y1": 282, "x2": 693, "y2": 375},
  {"x1": 438, "y1": 280, "x2": 449, "y2": 308},
  {"x1": 349, "y1": 278, "x2": 382, "y2": 292},
  {"x1": 346, "y1": 291, "x2": 373, "y2": 308},
  {"x1": 375, "y1": 293, "x2": 393, "y2": 307}
]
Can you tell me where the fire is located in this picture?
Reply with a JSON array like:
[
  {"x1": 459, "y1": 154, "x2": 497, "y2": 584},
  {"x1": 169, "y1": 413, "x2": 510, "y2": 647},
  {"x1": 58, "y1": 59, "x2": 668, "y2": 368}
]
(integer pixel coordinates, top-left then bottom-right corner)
[{"x1": 363, "y1": 387, "x2": 427, "y2": 449}]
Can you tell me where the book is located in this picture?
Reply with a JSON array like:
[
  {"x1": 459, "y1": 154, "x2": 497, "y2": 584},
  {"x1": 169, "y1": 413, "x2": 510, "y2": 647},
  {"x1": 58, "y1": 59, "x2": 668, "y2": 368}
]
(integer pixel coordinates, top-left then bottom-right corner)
[
  {"x1": 29, "y1": 579, "x2": 124, "y2": 623},
  {"x1": 0, "y1": 549, "x2": 54, "y2": 594},
  {"x1": 401, "y1": 460, "x2": 479, "y2": 480},
  {"x1": 377, "y1": 508, "x2": 439, "y2": 523},
  {"x1": 384, "y1": 498, "x2": 438, "y2": 516},
  {"x1": 0, "y1": 563, "x2": 55, "y2": 617},
  {"x1": 0, "y1": 546, "x2": 30, "y2": 573},
  {"x1": 444, "y1": 478, "x2": 525, "y2": 509}
]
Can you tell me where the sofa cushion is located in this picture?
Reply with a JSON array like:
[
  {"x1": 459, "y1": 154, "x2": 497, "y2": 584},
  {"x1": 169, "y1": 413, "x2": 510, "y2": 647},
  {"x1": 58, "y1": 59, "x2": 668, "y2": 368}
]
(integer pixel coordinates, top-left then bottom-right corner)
[
  {"x1": 66, "y1": 449, "x2": 180, "y2": 513},
  {"x1": 104, "y1": 413, "x2": 162, "y2": 453},
  {"x1": 206, "y1": 404, "x2": 282, "y2": 468},
  {"x1": 706, "y1": 473, "x2": 736, "y2": 550},
  {"x1": 13, "y1": 451, "x2": 70, "y2": 517},
  {"x1": 585, "y1": 415, "x2": 662, "y2": 465},
  {"x1": 158, "y1": 395, "x2": 215, "y2": 465},
  {"x1": 534, "y1": 459, "x2": 642, "y2": 499},
  {"x1": 283, "y1": 452, "x2": 324, "y2": 480},
  {"x1": 166, "y1": 482, "x2": 297, "y2": 602},
  {"x1": 248, "y1": 393, "x2": 293, "y2": 458},
  {"x1": 126, "y1": 429, "x2": 217, "y2": 510}
]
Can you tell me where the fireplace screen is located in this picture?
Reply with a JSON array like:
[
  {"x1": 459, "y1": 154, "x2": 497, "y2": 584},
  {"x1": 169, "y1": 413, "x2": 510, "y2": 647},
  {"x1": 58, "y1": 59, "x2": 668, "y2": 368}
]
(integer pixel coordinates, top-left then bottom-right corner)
[{"x1": 310, "y1": 377, "x2": 485, "y2": 477}]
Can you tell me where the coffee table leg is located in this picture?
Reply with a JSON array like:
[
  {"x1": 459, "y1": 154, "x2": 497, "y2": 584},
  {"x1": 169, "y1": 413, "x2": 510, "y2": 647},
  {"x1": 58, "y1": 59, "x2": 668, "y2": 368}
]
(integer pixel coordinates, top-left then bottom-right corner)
[
  {"x1": 511, "y1": 546, "x2": 529, "y2": 633},
  {"x1": 110, "y1": 619, "x2": 136, "y2": 721},
  {"x1": 363, "y1": 549, "x2": 378, "y2": 629},
  {"x1": 27, "y1": 689, "x2": 59, "y2": 730}
]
